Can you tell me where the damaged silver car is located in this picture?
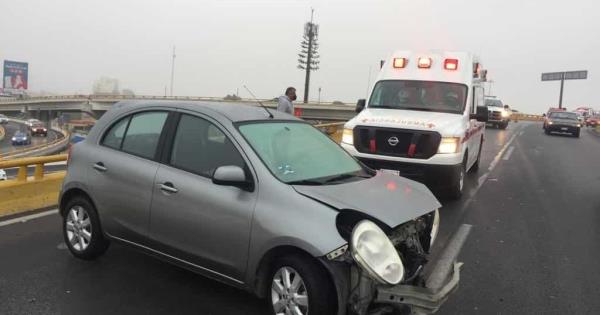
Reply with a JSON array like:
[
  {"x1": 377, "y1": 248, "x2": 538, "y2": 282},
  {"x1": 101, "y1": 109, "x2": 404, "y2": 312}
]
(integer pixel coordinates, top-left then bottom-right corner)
[{"x1": 59, "y1": 101, "x2": 465, "y2": 315}]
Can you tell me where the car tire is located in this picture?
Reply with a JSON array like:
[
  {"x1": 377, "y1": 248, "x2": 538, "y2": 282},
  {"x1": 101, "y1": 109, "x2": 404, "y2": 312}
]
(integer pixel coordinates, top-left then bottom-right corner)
[
  {"x1": 268, "y1": 254, "x2": 336, "y2": 315},
  {"x1": 574, "y1": 129, "x2": 580, "y2": 138},
  {"x1": 500, "y1": 122, "x2": 508, "y2": 130},
  {"x1": 544, "y1": 129, "x2": 550, "y2": 135},
  {"x1": 62, "y1": 196, "x2": 110, "y2": 260},
  {"x1": 448, "y1": 158, "x2": 466, "y2": 200},
  {"x1": 469, "y1": 138, "x2": 483, "y2": 173}
]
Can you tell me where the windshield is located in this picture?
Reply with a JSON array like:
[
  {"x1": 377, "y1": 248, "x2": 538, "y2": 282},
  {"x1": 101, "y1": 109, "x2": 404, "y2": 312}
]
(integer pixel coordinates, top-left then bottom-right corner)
[
  {"x1": 239, "y1": 122, "x2": 364, "y2": 184},
  {"x1": 485, "y1": 99, "x2": 503, "y2": 107},
  {"x1": 549, "y1": 112, "x2": 578, "y2": 120},
  {"x1": 368, "y1": 80, "x2": 467, "y2": 114}
]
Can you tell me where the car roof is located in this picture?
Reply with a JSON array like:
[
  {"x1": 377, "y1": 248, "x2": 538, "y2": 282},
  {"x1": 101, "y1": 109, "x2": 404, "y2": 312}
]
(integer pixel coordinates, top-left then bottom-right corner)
[{"x1": 112, "y1": 100, "x2": 299, "y2": 123}]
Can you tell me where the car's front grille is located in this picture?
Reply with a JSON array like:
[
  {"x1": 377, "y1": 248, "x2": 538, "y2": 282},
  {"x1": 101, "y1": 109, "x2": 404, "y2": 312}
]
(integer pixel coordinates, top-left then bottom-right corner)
[
  {"x1": 353, "y1": 126, "x2": 441, "y2": 159},
  {"x1": 488, "y1": 110, "x2": 502, "y2": 120}
]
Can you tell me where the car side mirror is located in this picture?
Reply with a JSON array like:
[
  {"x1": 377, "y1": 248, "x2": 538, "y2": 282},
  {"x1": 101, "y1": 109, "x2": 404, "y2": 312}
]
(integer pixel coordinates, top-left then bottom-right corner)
[
  {"x1": 356, "y1": 99, "x2": 366, "y2": 113},
  {"x1": 213, "y1": 165, "x2": 251, "y2": 190},
  {"x1": 503, "y1": 105, "x2": 510, "y2": 110},
  {"x1": 470, "y1": 106, "x2": 488, "y2": 122}
]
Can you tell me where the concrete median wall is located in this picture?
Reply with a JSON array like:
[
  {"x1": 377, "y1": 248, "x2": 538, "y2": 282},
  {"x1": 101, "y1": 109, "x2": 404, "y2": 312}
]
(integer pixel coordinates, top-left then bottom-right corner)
[{"x1": 0, "y1": 172, "x2": 65, "y2": 217}]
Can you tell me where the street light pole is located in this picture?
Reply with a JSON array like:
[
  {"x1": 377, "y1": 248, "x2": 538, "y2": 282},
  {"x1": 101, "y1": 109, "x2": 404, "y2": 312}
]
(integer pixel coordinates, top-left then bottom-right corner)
[{"x1": 170, "y1": 46, "x2": 176, "y2": 97}]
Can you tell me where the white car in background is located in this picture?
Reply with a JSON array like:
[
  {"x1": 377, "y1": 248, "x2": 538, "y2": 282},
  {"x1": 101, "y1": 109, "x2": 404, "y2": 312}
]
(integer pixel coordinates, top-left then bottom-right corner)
[
  {"x1": 0, "y1": 114, "x2": 8, "y2": 124},
  {"x1": 0, "y1": 169, "x2": 7, "y2": 181}
]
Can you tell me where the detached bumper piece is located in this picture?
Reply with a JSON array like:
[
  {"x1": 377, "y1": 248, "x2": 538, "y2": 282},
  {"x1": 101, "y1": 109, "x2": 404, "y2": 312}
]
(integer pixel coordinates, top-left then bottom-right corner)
[{"x1": 375, "y1": 263, "x2": 462, "y2": 314}]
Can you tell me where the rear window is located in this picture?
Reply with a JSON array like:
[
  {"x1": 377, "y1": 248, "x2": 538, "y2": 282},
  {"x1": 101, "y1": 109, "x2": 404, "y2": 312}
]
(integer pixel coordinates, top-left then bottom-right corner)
[{"x1": 549, "y1": 112, "x2": 578, "y2": 120}]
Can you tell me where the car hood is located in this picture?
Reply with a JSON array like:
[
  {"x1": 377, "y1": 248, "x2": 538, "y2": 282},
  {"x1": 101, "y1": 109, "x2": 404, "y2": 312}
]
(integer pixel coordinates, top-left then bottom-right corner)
[
  {"x1": 347, "y1": 108, "x2": 465, "y2": 136},
  {"x1": 292, "y1": 172, "x2": 441, "y2": 228}
]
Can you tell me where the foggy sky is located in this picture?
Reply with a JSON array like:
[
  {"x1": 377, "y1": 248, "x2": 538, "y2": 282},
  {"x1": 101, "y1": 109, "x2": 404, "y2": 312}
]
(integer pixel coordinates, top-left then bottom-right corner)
[{"x1": 1, "y1": 0, "x2": 598, "y2": 114}]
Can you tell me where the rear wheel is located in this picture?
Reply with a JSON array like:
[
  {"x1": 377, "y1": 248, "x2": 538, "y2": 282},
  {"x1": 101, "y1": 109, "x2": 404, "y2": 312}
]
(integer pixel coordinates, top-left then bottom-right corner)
[
  {"x1": 269, "y1": 254, "x2": 336, "y2": 315},
  {"x1": 62, "y1": 196, "x2": 109, "y2": 260}
]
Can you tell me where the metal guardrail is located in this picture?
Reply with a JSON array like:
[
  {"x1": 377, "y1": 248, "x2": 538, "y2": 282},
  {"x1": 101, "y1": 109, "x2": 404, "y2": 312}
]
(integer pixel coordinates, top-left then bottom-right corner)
[
  {"x1": 511, "y1": 113, "x2": 544, "y2": 121},
  {"x1": 0, "y1": 154, "x2": 67, "y2": 217},
  {"x1": 0, "y1": 154, "x2": 67, "y2": 181}
]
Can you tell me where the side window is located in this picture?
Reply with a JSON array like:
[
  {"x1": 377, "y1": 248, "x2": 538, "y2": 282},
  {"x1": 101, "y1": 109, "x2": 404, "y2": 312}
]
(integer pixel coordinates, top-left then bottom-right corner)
[
  {"x1": 101, "y1": 117, "x2": 130, "y2": 150},
  {"x1": 121, "y1": 112, "x2": 168, "y2": 159},
  {"x1": 170, "y1": 114, "x2": 245, "y2": 177}
]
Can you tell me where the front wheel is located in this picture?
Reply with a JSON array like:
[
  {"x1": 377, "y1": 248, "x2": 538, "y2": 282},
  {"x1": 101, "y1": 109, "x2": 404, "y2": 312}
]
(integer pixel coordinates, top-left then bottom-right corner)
[
  {"x1": 574, "y1": 129, "x2": 580, "y2": 138},
  {"x1": 62, "y1": 196, "x2": 110, "y2": 260},
  {"x1": 269, "y1": 255, "x2": 336, "y2": 315},
  {"x1": 448, "y1": 160, "x2": 466, "y2": 200}
]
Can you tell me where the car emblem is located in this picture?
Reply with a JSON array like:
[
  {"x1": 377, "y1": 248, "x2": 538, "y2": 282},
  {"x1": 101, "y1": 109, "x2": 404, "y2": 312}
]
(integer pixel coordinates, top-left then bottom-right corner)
[{"x1": 388, "y1": 136, "x2": 399, "y2": 146}]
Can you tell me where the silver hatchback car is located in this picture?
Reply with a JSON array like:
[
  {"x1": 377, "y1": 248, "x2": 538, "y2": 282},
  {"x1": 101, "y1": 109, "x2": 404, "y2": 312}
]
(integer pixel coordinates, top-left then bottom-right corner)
[{"x1": 60, "y1": 101, "x2": 463, "y2": 315}]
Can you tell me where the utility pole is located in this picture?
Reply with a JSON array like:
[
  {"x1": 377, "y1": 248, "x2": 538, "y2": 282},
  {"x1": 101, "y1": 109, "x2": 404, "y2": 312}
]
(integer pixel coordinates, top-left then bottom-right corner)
[
  {"x1": 170, "y1": 46, "x2": 176, "y2": 97},
  {"x1": 558, "y1": 77, "x2": 565, "y2": 109},
  {"x1": 298, "y1": 8, "x2": 320, "y2": 104}
]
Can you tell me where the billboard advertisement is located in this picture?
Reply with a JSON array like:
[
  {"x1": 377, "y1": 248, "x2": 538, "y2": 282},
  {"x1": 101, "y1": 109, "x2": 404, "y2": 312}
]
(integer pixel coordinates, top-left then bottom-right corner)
[{"x1": 3, "y1": 60, "x2": 28, "y2": 90}]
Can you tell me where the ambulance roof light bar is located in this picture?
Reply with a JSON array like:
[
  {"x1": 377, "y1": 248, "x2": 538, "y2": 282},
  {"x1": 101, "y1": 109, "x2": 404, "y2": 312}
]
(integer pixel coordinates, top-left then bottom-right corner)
[
  {"x1": 393, "y1": 58, "x2": 407, "y2": 68},
  {"x1": 418, "y1": 57, "x2": 432, "y2": 69},
  {"x1": 444, "y1": 59, "x2": 459, "y2": 70}
]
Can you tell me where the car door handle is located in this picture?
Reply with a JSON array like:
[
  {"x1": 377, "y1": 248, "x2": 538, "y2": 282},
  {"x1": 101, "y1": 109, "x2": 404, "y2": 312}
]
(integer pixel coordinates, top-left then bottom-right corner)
[
  {"x1": 160, "y1": 182, "x2": 178, "y2": 194},
  {"x1": 93, "y1": 162, "x2": 107, "y2": 172}
]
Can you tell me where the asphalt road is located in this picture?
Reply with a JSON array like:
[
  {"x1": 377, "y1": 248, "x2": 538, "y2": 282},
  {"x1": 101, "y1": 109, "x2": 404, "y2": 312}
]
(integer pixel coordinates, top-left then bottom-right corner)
[
  {"x1": 1, "y1": 122, "x2": 599, "y2": 314},
  {"x1": 0, "y1": 121, "x2": 60, "y2": 155}
]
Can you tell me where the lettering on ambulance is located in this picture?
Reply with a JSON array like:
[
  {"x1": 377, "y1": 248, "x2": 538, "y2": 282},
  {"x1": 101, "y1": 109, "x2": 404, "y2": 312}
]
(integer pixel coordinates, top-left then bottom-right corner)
[
  {"x1": 462, "y1": 124, "x2": 484, "y2": 143},
  {"x1": 360, "y1": 118, "x2": 436, "y2": 129}
]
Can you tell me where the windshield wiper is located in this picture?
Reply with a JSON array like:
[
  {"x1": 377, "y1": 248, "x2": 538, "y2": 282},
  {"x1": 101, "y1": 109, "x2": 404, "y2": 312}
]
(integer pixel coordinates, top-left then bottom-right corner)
[
  {"x1": 287, "y1": 179, "x2": 325, "y2": 185},
  {"x1": 323, "y1": 173, "x2": 371, "y2": 184},
  {"x1": 403, "y1": 107, "x2": 434, "y2": 112}
]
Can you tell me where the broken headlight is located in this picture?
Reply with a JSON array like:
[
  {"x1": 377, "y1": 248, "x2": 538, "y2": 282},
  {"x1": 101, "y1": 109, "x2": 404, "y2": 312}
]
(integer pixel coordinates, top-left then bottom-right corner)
[{"x1": 351, "y1": 220, "x2": 404, "y2": 285}]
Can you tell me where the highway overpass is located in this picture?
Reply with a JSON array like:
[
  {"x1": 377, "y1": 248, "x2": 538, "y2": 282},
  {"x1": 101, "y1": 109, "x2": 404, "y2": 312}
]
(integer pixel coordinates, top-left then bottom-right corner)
[{"x1": 0, "y1": 95, "x2": 358, "y2": 121}]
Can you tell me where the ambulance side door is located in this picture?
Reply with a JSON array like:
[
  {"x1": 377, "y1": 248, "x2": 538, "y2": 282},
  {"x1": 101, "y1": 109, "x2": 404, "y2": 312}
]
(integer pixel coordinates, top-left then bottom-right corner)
[{"x1": 468, "y1": 85, "x2": 485, "y2": 167}]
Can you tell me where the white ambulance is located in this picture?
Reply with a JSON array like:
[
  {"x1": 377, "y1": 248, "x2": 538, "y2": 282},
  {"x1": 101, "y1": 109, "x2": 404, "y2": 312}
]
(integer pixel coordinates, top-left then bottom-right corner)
[{"x1": 341, "y1": 51, "x2": 489, "y2": 199}]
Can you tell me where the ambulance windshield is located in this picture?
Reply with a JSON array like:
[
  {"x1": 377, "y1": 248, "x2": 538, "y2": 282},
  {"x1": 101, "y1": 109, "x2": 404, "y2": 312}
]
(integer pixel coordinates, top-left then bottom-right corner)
[{"x1": 368, "y1": 80, "x2": 467, "y2": 114}]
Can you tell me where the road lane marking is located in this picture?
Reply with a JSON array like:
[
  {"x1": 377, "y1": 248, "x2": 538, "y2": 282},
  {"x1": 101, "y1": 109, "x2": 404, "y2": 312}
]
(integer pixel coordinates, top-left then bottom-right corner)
[
  {"x1": 488, "y1": 131, "x2": 519, "y2": 172},
  {"x1": 0, "y1": 209, "x2": 58, "y2": 227},
  {"x1": 503, "y1": 146, "x2": 515, "y2": 160}
]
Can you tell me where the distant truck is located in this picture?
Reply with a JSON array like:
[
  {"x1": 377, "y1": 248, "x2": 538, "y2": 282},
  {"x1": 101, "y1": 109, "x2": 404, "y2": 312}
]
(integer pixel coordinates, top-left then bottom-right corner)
[
  {"x1": 485, "y1": 97, "x2": 510, "y2": 129},
  {"x1": 342, "y1": 50, "x2": 488, "y2": 199}
]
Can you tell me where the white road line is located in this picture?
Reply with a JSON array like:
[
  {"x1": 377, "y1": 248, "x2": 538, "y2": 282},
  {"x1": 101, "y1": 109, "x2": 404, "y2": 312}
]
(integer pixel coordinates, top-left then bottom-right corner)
[
  {"x1": 503, "y1": 146, "x2": 515, "y2": 160},
  {"x1": 0, "y1": 209, "x2": 58, "y2": 227},
  {"x1": 488, "y1": 131, "x2": 519, "y2": 172}
]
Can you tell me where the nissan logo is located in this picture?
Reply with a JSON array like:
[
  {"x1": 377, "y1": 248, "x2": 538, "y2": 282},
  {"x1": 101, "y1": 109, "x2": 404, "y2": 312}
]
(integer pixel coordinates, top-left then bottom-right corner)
[{"x1": 388, "y1": 136, "x2": 399, "y2": 146}]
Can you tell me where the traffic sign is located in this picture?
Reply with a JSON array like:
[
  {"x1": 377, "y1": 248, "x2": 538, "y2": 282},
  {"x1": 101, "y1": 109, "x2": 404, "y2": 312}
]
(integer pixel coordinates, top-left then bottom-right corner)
[
  {"x1": 541, "y1": 70, "x2": 588, "y2": 109},
  {"x1": 564, "y1": 70, "x2": 587, "y2": 80},
  {"x1": 542, "y1": 70, "x2": 587, "y2": 81}
]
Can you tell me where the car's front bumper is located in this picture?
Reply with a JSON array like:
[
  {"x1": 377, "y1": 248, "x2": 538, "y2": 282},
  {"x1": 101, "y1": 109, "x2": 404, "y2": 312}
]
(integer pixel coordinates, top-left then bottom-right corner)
[
  {"x1": 375, "y1": 263, "x2": 461, "y2": 314},
  {"x1": 358, "y1": 157, "x2": 462, "y2": 189}
]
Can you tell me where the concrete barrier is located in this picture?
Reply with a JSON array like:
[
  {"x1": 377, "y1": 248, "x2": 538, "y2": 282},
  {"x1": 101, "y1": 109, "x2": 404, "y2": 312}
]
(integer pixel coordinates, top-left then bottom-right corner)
[{"x1": 0, "y1": 154, "x2": 67, "y2": 217}]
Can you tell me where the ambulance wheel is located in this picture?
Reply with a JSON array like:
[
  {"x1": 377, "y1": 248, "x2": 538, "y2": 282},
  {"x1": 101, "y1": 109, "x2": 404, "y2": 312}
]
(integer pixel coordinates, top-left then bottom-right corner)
[
  {"x1": 448, "y1": 158, "x2": 466, "y2": 200},
  {"x1": 469, "y1": 138, "x2": 483, "y2": 173}
]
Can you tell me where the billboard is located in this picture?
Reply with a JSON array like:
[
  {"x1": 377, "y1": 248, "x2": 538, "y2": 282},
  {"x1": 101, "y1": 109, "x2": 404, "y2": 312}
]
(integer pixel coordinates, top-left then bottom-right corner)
[{"x1": 3, "y1": 60, "x2": 29, "y2": 90}]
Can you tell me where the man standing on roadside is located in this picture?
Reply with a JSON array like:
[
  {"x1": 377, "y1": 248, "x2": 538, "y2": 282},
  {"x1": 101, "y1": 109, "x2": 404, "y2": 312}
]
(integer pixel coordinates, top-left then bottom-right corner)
[{"x1": 277, "y1": 87, "x2": 297, "y2": 114}]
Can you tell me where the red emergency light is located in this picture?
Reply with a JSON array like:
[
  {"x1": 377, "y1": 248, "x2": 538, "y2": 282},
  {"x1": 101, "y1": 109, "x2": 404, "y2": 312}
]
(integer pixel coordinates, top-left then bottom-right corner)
[
  {"x1": 393, "y1": 58, "x2": 407, "y2": 68},
  {"x1": 417, "y1": 57, "x2": 432, "y2": 69},
  {"x1": 444, "y1": 59, "x2": 459, "y2": 70}
]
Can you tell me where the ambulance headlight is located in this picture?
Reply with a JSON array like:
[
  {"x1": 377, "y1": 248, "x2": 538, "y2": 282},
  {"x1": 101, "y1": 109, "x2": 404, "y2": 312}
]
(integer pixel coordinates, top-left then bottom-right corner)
[
  {"x1": 342, "y1": 128, "x2": 354, "y2": 145},
  {"x1": 351, "y1": 220, "x2": 404, "y2": 285},
  {"x1": 437, "y1": 137, "x2": 461, "y2": 154}
]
